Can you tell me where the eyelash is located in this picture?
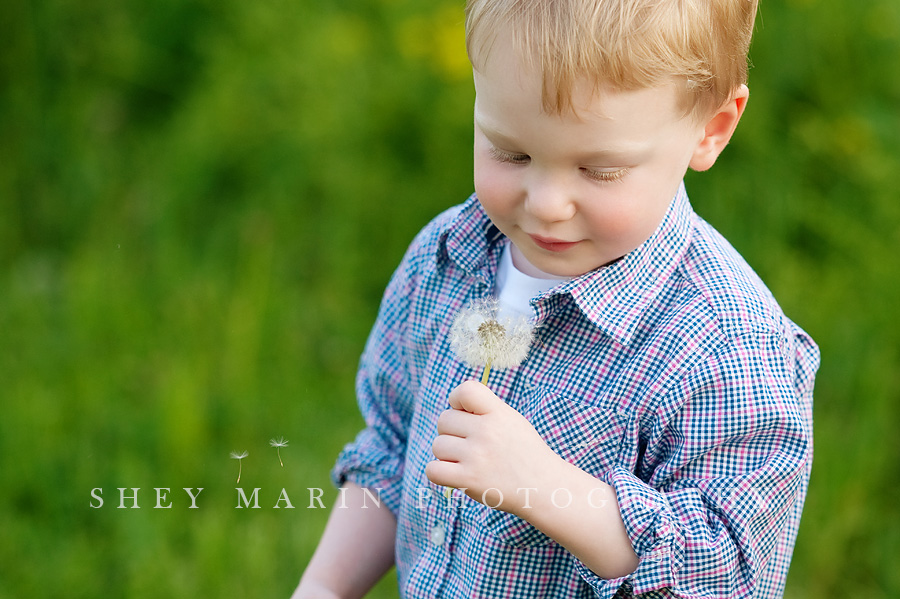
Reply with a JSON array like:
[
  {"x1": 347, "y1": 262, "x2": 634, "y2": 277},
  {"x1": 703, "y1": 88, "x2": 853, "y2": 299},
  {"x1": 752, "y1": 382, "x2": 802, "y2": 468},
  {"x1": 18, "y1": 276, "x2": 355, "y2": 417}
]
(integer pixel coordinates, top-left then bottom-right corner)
[
  {"x1": 488, "y1": 147, "x2": 628, "y2": 183},
  {"x1": 582, "y1": 167, "x2": 628, "y2": 183},
  {"x1": 488, "y1": 147, "x2": 529, "y2": 165}
]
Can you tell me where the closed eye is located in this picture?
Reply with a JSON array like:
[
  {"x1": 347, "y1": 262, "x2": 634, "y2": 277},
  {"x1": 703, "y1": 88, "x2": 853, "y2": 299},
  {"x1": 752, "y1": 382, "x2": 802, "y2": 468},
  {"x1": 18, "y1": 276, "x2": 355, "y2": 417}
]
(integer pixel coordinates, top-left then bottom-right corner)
[
  {"x1": 488, "y1": 146, "x2": 530, "y2": 165},
  {"x1": 581, "y1": 167, "x2": 628, "y2": 183}
]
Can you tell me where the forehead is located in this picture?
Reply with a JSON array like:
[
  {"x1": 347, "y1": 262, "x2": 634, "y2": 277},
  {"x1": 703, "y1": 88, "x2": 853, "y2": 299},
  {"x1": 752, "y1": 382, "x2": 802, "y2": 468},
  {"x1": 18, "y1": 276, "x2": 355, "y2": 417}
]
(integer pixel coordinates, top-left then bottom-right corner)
[{"x1": 473, "y1": 35, "x2": 687, "y2": 137}]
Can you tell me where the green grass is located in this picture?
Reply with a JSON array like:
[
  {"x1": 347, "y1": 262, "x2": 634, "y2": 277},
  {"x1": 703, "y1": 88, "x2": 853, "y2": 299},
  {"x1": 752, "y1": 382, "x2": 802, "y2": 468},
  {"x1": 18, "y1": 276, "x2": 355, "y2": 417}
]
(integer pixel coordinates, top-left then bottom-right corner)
[{"x1": 1, "y1": 0, "x2": 898, "y2": 597}]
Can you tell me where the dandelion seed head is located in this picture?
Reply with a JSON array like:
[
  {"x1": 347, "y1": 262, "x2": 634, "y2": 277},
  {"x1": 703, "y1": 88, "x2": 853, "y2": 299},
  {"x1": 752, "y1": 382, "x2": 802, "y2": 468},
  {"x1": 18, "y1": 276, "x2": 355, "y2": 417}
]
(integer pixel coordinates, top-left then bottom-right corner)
[
  {"x1": 478, "y1": 320, "x2": 506, "y2": 344},
  {"x1": 269, "y1": 437, "x2": 289, "y2": 448},
  {"x1": 450, "y1": 298, "x2": 534, "y2": 370},
  {"x1": 230, "y1": 451, "x2": 249, "y2": 460}
]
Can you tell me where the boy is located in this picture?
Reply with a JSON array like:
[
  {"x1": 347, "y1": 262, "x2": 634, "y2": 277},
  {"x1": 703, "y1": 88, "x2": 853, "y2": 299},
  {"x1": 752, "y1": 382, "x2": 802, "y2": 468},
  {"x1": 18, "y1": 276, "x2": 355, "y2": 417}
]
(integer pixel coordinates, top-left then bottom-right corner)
[{"x1": 293, "y1": 0, "x2": 819, "y2": 597}]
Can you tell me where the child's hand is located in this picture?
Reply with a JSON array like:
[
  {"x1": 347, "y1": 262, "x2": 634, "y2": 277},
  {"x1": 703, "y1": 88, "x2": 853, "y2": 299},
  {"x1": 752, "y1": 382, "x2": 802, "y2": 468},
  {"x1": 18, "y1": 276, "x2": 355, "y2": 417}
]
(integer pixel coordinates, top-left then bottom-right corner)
[
  {"x1": 425, "y1": 380, "x2": 560, "y2": 515},
  {"x1": 426, "y1": 381, "x2": 639, "y2": 578}
]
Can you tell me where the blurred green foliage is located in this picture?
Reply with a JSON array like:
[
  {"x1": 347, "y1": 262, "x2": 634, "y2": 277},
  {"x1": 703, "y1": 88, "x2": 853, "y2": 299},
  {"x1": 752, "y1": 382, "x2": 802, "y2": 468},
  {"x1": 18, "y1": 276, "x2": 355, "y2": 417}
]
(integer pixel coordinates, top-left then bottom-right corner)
[{"x1": 1, "y1": 0, "x2": 898, "y2": 597}]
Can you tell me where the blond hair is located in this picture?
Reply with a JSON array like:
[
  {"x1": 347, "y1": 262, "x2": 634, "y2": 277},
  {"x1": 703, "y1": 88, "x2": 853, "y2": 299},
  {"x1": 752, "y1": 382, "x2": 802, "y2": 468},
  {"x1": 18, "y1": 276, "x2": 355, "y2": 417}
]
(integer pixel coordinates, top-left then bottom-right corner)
[{"x1": 465, "y1": 0, "x2": 758, "y2": 118}]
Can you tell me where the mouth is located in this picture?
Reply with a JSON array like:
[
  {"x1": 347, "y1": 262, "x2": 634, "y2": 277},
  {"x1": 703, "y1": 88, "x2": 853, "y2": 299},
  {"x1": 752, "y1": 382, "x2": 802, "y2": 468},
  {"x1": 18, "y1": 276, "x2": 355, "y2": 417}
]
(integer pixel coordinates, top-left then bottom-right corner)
[{"x1": 528, "y1": 234, "x2": 580, "y2": 253}]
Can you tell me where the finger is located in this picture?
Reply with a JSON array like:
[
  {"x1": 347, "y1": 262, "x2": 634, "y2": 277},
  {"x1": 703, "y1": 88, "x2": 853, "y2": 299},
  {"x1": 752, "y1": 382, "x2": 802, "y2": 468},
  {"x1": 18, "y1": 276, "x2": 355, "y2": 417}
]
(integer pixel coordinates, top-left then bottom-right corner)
[
  {"x1": 436, "y1": 407, "x2": 478, "y2": 437},
  {"x1": 448, "y1": 380, "x2": 501, "y2": 415},
  {"x1": 431, "y1": 433, "x2": 467, "y2": 462},
  {"x1": 425, "y1": 459, "x2": 466, "y2": 488}
]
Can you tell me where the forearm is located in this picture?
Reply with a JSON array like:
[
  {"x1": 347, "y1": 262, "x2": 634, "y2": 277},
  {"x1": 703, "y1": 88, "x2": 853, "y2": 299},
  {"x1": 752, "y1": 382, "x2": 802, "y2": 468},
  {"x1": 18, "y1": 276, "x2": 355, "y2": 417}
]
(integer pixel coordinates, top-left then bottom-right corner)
[
  {"x1": 513, "y1": 457, "x2": 639, "y2": 580},
  {"x1": 292, "y1": 482, "x2": 397, "y2": 599},
  {"x1": 428, "y1": 382, "x2": 639, "y2": 579}
]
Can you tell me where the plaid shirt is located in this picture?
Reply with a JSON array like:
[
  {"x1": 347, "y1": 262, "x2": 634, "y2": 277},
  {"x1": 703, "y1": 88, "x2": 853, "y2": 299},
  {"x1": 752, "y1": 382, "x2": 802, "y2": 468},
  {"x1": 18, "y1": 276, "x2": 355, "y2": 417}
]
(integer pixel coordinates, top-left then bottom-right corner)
[{"x1": 333, "y1": 184, "x2": 819, "y2": 598}]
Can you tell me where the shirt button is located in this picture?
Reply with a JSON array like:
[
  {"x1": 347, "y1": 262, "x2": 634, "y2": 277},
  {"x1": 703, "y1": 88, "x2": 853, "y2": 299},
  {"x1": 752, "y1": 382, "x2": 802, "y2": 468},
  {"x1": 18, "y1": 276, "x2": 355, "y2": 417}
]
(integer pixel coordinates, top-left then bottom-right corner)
[{"x1": 430, "y1": 523, "x2": 446, "y2": 546}]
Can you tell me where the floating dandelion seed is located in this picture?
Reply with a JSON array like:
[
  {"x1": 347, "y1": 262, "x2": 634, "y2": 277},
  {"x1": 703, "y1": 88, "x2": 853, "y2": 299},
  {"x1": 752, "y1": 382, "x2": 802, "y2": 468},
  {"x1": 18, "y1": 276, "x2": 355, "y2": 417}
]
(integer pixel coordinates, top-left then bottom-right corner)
[
  {"x1": 230, "y1": 451, "x2": 249, "y2": 483},
  {"x1": 449, "y1": 298, "x2": 534, "y2": 384},
  {"x1": 269, "y1": 437, "x2": 289, "y2": 467}
]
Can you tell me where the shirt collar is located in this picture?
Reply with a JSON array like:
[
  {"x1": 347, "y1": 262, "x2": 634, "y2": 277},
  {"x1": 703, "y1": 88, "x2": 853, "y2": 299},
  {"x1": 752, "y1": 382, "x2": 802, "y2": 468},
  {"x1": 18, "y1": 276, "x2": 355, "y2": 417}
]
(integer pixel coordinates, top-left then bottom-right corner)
[
  {"x1": 441, "y1": 184, "x2": 693, "y2": 345},
  {"x1": 552, "y1": 183, "x2": 693, "y2": 345},
  {"x1": 442, "y1": 195, "x2": 504, "y2": 281}
]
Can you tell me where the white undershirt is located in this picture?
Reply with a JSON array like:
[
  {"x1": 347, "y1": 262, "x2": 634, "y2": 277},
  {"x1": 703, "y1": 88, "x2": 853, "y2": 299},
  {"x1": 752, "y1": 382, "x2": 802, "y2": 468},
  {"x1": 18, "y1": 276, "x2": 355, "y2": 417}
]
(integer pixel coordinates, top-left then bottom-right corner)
[{"x1": 494, "y1": 243, "x2": 571, "y2": 319}]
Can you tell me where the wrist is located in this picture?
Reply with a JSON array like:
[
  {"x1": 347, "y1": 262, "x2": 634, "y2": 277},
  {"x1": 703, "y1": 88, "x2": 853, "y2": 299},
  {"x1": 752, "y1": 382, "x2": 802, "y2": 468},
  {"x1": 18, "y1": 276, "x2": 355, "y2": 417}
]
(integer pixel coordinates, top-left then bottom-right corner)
[
  {"x1": 505, "y1": 448, "x2": 571, "y2": 519},
  {"x1": 508, "y1": 461, "x2": 639, "y2": 578},
  {"x1": 513, "y1": 458, "x2": 618, "y2": 530},
  {"x1": 291, "y1": 579, "x2": 343, "y2": 599}
]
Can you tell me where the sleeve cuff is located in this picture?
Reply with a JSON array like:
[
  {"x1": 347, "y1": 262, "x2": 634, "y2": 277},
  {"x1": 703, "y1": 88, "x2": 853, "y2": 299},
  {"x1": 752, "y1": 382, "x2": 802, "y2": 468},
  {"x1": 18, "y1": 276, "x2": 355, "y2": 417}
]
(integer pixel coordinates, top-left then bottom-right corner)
[
  {"x1": 573, "y1": 468, "x2": 685, "y2": 597},
  {"x1": 330, "y1": 427, "x2": 405, "y2": 515}
]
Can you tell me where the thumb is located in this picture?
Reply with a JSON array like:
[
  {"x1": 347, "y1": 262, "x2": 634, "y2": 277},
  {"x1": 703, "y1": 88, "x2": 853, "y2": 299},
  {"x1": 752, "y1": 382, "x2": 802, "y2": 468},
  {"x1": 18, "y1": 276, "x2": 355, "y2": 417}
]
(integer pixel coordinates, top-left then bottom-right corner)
[{"x1": 448, "y1": 380, "x2": 501, "y2": 415}]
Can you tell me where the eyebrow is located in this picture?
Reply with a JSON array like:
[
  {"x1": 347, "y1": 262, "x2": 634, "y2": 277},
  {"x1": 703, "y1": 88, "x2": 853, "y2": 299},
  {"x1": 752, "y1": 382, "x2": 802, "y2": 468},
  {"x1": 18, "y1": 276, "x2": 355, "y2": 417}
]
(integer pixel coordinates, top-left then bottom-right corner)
[{"x1": 474, "y1": 117, "x2": 518, "y2": 148}]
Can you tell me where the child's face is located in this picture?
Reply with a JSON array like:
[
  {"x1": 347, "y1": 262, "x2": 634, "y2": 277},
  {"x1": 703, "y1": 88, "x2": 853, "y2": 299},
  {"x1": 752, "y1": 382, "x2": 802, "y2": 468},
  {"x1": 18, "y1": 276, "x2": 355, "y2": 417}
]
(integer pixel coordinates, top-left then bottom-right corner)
[{"x1": 472, "y1": 38, "x2": 710, "y2": 278}]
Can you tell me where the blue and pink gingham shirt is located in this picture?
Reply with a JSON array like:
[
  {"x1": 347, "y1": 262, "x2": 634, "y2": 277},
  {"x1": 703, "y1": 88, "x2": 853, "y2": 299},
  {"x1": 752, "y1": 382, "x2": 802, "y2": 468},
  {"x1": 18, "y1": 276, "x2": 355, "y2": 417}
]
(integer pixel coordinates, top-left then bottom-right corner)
[{"x1": 333, "y1": 184, "x2": 819, "y2": 598}]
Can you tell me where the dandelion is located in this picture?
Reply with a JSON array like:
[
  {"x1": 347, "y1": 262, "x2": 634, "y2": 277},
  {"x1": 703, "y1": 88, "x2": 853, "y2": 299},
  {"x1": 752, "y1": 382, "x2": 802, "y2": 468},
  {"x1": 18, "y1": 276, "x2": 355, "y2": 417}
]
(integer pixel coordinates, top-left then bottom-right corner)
[
  {"x1": 230, "y1": 451, "x2": 249, "y2": 483},
  {"x1": 269, "y1": 437, "x2": 289, "y2": 467},
  {"x1": 449, "y1": 298, "x2": 534, "y2": 384}
]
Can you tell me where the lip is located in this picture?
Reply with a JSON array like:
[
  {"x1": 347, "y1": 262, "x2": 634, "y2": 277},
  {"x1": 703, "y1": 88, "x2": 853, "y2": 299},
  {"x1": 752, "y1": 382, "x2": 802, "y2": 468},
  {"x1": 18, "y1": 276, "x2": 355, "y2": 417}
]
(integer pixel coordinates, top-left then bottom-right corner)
[{"x1": 528, "y1": 234, "x2": 580, "y2": 252}]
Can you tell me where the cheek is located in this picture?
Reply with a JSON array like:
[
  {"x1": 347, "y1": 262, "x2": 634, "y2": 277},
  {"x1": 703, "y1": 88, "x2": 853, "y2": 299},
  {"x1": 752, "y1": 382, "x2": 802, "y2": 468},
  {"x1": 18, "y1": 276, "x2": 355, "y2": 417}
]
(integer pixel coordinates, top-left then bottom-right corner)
[
  {"x1": 473, "y1": 160, "x2": 518, "y2": 215},
  {"x1": 582, "y1": 191, "x2": 664, "y2": 244},
  {"x1": 584, "y1": 205, "x2": 639, "y2": 241}
]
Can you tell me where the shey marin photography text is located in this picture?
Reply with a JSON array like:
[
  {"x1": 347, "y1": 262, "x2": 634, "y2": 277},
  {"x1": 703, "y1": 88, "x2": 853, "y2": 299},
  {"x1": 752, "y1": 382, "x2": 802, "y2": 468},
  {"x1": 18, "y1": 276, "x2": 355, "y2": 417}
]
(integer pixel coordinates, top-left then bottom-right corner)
[{"x1": 88, "y1": 485, "x2": 613, "y2": 511}]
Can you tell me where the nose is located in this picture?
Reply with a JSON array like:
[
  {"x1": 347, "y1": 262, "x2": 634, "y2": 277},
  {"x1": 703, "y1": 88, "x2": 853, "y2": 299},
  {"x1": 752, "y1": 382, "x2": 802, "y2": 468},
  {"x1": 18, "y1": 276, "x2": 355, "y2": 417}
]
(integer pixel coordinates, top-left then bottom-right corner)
[{"x1": 523, "y1": 173, "x2": 576, "y2": 223}]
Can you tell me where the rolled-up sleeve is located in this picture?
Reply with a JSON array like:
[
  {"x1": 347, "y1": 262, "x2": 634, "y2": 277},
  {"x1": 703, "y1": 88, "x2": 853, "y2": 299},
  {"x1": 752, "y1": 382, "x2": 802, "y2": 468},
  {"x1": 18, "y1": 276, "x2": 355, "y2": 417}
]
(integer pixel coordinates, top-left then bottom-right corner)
[
  {"x1": 579, "y1": 331, "x2": 815, "y2": 598},
  {"x1": 331, "y1": 246, "x2": 420, "y2": 515}
]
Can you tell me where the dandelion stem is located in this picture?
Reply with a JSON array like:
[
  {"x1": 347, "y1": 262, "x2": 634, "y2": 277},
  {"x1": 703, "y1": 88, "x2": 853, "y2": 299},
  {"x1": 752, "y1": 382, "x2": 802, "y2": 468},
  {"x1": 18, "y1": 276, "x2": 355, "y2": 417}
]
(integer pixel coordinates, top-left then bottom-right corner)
[
  {"x1": 481, "y1": 359, "x2": 492, "y2": 385},
  {"x1": 276, "y1": 448, "x2": 284, "y2": 468},
  {"x1": 236, "y1": 461, "x2": 242, "y2": 484}
]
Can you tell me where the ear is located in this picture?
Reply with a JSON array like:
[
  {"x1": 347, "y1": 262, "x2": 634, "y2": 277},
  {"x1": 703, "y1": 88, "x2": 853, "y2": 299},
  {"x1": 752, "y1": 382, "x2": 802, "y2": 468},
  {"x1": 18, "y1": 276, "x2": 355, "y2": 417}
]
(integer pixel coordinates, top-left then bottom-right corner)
[{"x1": 689, "y1": 85, "x2": 749, "y2": 172}]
